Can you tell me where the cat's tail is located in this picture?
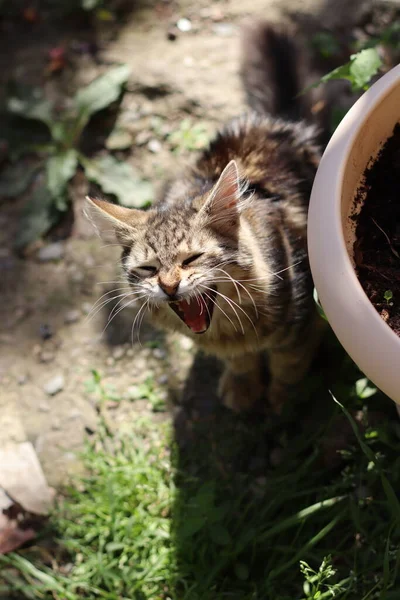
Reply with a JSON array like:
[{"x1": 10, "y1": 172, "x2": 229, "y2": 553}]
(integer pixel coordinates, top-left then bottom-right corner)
[{"x1": 240, "y1": 21, "x2": 310, "y2": 121}]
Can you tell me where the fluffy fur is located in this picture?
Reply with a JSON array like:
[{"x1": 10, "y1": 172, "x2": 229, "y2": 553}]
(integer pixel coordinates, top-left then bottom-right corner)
[{"x1": 86, "y1": 22, "x2": 324, "y2": 413}]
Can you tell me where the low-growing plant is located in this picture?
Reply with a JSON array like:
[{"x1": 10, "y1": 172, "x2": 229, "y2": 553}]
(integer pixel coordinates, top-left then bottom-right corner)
[
  {"x1": 1, "y1": 65, "x2": 152, "y2": 249},
  {"x1": 384, "y1": 290, "x2": 394, "y2": 305}
]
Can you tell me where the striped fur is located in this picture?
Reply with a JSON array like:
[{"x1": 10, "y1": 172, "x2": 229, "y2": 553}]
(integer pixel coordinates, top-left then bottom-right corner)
[{"x1": 87, "y1": 23, "x2": 325, "y2": 413}]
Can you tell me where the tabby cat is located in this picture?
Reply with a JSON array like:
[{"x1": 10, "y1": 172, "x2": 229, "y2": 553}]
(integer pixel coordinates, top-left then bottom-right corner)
[{"x1": 86, "y1": 23, "x2": 324, "y2": 413}]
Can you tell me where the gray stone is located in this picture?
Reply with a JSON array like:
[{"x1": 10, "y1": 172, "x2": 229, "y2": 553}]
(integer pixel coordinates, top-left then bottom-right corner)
[
  {"x1": 112, "y1": 346, "x2": 125, "y2": 360},
  {"x1": 135, "y1": 131, "x2": 151, "y2": 146},
  {"x1": 180, "y1": 337, "x2": 194, "y2": 351},
  {"x1": 81, "y1": 302, "x2": 93, "y2": 315},
  {"x1": 43, "y1": 374, "x2": 65, "y2": 396},
  {"x1": 153, "y1": 348, "x2": 166, "y2": 360},
  {"x1": 147, "y1": 139, "x2": 162, "y2": 153},
  {"x1": 37, "y1": 242, "x2": 64, "y2": 262},
  {"x1": 39, "y1": 351, "x2": 55, "y2": 364},
  {"x1": 64, "y1": 309, "x2": 80, "y2": 324},
  {"x1": 38, "y1": 402, "x2": 50, "y2": 413},
  {"x1": 212, "y1": 23, "x2": 235, "y2": 36},
  {"x1": 71, "y1": 271, "x2": 84, "y2": 283},
  {"x1": 177, "y1": 17, "x2": 192, "y2": 32},
  {"x1": 17, "y1": 374, "x2": 28, "y2": 385}
]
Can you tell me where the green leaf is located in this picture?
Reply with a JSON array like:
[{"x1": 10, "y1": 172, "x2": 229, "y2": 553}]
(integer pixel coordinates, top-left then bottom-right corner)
[
  {"x1": 384, "y1": 290, "x2": 393, "y2": 303},
  {"x1": 355, "y1": 377, "x2": 377, "y2": 399},
  {"x1": 0, "y1": 162, "x2": 40, "y2": 199},
  {"x1": 179, "y1": 515, "x2": 205, "y2": 539},
  {"x1": 235, "y1": 563, "x2": 249, "y2": 581},
  {"x1": 302, "y1": 48, "x2": 382, "y2": 96},
  {"x1": 313, "y1": 288, "x2": 328, "y2": 322},
  {"x1": 15, "y1": 182, "x2": 59, "y2": 249},
  {"x1": 73, "y1": 65, "x2": 131, "y2": 126},
  {"x1": 81, "y1": 154, "x2": 153, "y2": 207},
  {"x1": 46, "y1": 149, "x2": 78, "y2": 210},
  {"x1": 7, "y1": 92, "x2": 53, "y2": 128},
  {"x1": 209, "y1": 523, "x2": 232, "y2": 546},
  {"x1": 82, "y1": 0, "x2": 101, "y2": 9},
  {"x1": 349, "y1": 48, "x2": 382, "y2": 91}
]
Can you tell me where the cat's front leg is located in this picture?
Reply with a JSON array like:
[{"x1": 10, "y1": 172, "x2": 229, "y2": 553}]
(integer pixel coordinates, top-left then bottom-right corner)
[
  {"x1": 219, "y1": 353, "x2": 264, "y2": 412},
  {"x1": 267, "y1": 317, "x2": 325, "y2": 414}
]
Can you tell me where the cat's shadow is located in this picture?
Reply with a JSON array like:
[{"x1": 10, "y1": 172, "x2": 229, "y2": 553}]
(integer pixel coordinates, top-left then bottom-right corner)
[{"x1": 169, "y1": 331, "x2": 378, "y2": 596}]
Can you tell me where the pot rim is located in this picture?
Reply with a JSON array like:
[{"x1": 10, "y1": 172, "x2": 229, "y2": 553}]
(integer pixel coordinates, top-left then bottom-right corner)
[{"x1": 309, "y1": 64, "x2": 400, "y2": 349}]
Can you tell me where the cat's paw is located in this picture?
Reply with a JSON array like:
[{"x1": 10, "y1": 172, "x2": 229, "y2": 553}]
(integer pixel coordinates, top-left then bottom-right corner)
[{"x1": 219, "y1": 370, "x2": 263, "y2": 413}]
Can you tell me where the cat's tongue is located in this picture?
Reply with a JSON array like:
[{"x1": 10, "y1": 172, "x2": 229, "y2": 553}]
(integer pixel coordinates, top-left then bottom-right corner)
[{"x1": 170, "y1": 293, "x2": 215, "y2": 334}]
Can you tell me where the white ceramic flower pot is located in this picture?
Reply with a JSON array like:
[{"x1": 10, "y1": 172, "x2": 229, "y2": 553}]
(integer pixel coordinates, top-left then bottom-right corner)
[{"x1": 308, "y1": 64, "x2": 400, "y2": 405}]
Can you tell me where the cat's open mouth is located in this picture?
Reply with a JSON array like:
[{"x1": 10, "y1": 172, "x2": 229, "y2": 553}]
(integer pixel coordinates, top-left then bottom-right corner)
[{"x1": 169, "y1": 289, "x2": 216, "y2": 334}]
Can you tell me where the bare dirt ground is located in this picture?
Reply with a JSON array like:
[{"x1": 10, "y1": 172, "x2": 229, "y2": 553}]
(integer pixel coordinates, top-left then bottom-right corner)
[{"x1": 1, "y1": 0, "x2": 336, "y2": 487}]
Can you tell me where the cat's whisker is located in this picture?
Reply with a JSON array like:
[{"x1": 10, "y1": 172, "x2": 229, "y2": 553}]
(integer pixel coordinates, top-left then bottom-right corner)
[
  {"x1": 131, "y1": 300, "x2": 149, "y2": 347},
  {"x1": 101, "y1": 295, "x2": 147, "y2": 338},
  {"x1": 85, "y1": 288, "x2": 133, "y2": 321},
  {"x1": 213, "y1": 268, "x2": 259, "y2": 317},
  {"x1": 209, "y1": 277, "x2": 260, "y2": 317},
  {"x1": 86, "y1": 289, "x2": 145, "y2": 323},
  {"x1": 213, "y1": 268, "x2": 242, "y2": 303},
  {"x1": 136, "y1": 298, "x2": 150, "y2": 343},
  {"x1": 201, "y1": 289, "x2": 238, "y2": 333},
  {"x1": 201, "y1": 284, "x2": 245, "y2": 334},
  {"x1": 202, "y1": 284, "x2": 259, "y2": 337},
  {"x1": 106, "y1": 291, "x2": 147, "y2": 323}
]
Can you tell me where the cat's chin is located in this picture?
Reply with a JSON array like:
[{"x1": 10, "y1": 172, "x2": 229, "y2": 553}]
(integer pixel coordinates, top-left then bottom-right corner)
[{"x1": 169, "y1": 288, "x2": 216, "y2": 334}]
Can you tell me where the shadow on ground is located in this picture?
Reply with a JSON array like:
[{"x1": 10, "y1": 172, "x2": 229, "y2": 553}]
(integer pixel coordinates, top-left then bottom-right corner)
[{"x1": 169, "y1": 330, "x2": 400, "y2": 598}]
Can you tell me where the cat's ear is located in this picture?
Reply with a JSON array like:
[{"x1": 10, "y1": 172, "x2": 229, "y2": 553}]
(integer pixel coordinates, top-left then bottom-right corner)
[
  {"x1": 200, "y1": 160, "x2": 242, "y2": 236},
  {"x1": 85, "y1": 197, "x2": 148, "y2": 244}
]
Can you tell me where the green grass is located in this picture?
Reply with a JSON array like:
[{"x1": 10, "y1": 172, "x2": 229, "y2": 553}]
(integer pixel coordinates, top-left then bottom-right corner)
[{"x1": 1, "y1": 349, "x2": 400, "y2": 600}]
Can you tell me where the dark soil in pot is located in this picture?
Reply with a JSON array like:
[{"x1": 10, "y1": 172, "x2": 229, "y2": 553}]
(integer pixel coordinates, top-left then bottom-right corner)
[{"x1": 354, "y1": 122, "x2": 400, "y2": 336}]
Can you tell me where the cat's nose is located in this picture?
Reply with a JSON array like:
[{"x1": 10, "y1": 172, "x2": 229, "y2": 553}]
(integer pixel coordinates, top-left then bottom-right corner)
[{"x1": 158, "y1": 279, "x2": 180, "y2": 298}]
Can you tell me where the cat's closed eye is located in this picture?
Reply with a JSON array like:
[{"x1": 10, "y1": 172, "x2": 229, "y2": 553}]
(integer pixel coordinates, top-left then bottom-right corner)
[
  {"x1": 182, "y1": 253, "x2": 204, "y2": 266},
  {"x1": 136, "y1": 265, "x2": 158, "y2": 275}
]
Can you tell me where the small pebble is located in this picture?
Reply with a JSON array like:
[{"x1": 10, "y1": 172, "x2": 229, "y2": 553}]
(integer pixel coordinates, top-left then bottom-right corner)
[
  {"x1": 68, "y1": 409, "x2": 81, "y2": 420},
  {"x1": 39, "y1": 350, "x2": 55, "y2": 364},
  {"x1": 37, "y1": 242, "x2": 64, "y2": 262},
  {"x1": 63, "y1": 452, "x2": 76, "y2": 462},
  {"x1": 147, "y1": 139, "x2": 162, "y2": 153},
  {"x1": 44, "y1": 374, "x2": 65, "y2": 396},
  {"x1": 158, "y1": 374, "x2": 168, "y2": 385},
  {"x1": 64, "y1": 309, "x2": 80, "y2": 324},
  {"x1": 212, "y1": 23, "x2": 235, "y2": 36},
  {"x1": 71, "y1": 271, "x2": 84, "y2": 283},
  {"x1": 134, "y1": 357, "x2": 147, "y2": 371},
  {"x1": 38, "y1": 402, "x2": 50, "y2": 412},
  {"x1": 180, "y1": 337, "x2": 194, "y2": 351},
  {"x1": 153, "y1": 348, "x2": 166, "y2": 360},
  {"x1": 135, "y1": 131, "x2": 152, "y2": 146},
  {"x1": 17, "y1": 374, "x2": 28, "y2": 385},
  {"x1": 112, "y1": 347, "x2": 125, "y2": 360},
  {"x1": 177, "y1": 17, "x2": 192, "y2": 32},
  {"x1": 81, "y1": 302, "x2": 92, "y2": 315},
  {"x1": 183, "y1": 56, "x2": 194, "y2": 67},
  {"x1": 127, "y1": 385, "x2": 141, "y2": 399}
]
